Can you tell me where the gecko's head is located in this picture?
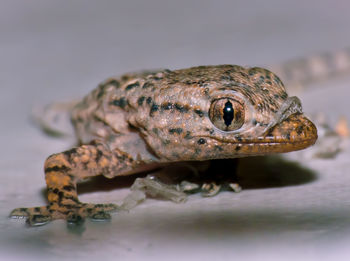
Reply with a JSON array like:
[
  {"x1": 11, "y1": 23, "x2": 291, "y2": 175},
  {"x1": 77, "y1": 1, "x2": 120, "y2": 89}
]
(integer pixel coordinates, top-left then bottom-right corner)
[{"x1": 139, "y1": 65, "x2": 317, "y2": 161}]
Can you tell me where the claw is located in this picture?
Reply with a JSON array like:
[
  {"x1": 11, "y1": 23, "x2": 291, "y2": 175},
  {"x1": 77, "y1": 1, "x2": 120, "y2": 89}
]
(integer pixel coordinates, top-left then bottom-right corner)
[
  {"x1": 201, "y1": 182, "x2": 221, "y2": 197},
  {"x1": 228, "y1": 183, "x2": 242, "y2": 193}
]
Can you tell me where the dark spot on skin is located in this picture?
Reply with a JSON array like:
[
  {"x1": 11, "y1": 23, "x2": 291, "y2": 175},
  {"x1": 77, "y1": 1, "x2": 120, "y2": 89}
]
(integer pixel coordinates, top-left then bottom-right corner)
[
  {"x1": 249, "y1": 70, "x2": 256, "y2": 76},
  {"x1": 152, "y1": 75, "x2": 163, "y2": 81},
  {"x1": 45, "y1": 165, "x2": 71, "y2": 173},
  {"x1": 266, "y1": 128, "x2": 274, "y2": 137},
  {"x1": 214, "y1": 145, "x2": 223, "y2": 151},
  {"x1": 197, "y1": 138, "x2": 206, "y2": 145},
  {"x1": 274, "y1": 94, "x2": 280, "y2": 99},
  {"x1": 63, "y1": 148, "x2": 76, "y2": 158},
  {"x1": 281, "y1": 93, "x2": 288, "y2": 99},
  {"x1": 286, "y1": 133, "x2": 291, "y2": 140},
  {"x1": 137, "y1": 96, "x2": 146, "y2": 106},
  {"x1": 163, "y1": 140, "x2": 171, "y2": 145},
  {"x1": 150, "y1": 103, "x2": 159, "y2": 115},
  {"x1": 95, "y1": 149, "x2": 103, "y2": 163},
  {"x1": 174, "y1": 103, "x2": 189, "y2": 113},
  {"x1": 97, "y1": 85, "x2": 107, "y2": 99},
  {"x1": 238, "y1": 71, "x2": 248, "y2": 78},
  {"x1": 284, "y1": 117, "x2": 291, "y2": 124},
  {"x1": 171, "y1": 152, "x2": 180, "y2": 159},
  {"x1": 184, "y1": 131, "x2": 193, "y2": 139},
  {"x1": 236, "y1": 136, "x2": 243, "y2": 142},
  {"x1": 296, "y1": 125, "x2": 304, "y2": 135},
  {"x1": 194, "y1": 109, "x2": 204, "y2": 117},
  {"x1": 206, "y1": 128, "x2": 215, "y2": 135},
  {"x1": 161, "y1": 102, "x2": 173, "y2": 110},
  {"x1": 273, "y1": 75, "x2": 283, "y2": 85},
  {"x1": 169, "y1": 128, "x2": 183, "y2": 134},
  {"x1": 152, "y1": 128, "x2": 159, "y2": 135},
  {"x1": 121, "y1": 75, "x2": 130, "y2": 81},
  {"x1": 146, "y1": 97, "x2": 152, "y2": 105},
  {"x1": 235, "y1": 145, "x2": 241, "y2": 151},
  {"x1": 63, "y1": 185, "x2": 74, "y2": 192},
  {"x1": 194, "y1": 148, "x2": 202, "y2": 155},
  {"x1": 125, "y1": 82, "x2": 140, "y2": 91},
  {"x1": 199, "y1": 81, "x2": 209, "y2": 88},
  {"x1": 112, "y1": 97, "x2": 127, "y2": 108},
  {"x1": 142, "y1": 82, "x2": 154, "y2": 89},
  {"x1": 108, "y1": 79, "x2": 120, "y2": 88},
  {"x1": 254, "y1": 75, "x2": 265, "y2": 84},
  {"x1": 58, "y1": 191, "x2": 64, "y2": 202},
  {"x1": 252, "y1": 119, "x2": 257, "y2": 125},
  {"x1": 221, "y1": 75, "x2": 233, "y2": 81}
]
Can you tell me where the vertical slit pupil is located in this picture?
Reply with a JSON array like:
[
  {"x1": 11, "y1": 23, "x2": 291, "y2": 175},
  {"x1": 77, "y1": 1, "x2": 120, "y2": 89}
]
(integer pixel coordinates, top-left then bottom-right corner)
[{"x1": 223, "y1": 101, "x2": 234, "y2": 127}]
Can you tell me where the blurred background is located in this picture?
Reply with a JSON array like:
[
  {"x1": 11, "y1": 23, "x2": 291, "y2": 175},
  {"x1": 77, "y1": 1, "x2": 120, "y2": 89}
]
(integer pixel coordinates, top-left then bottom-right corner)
[{"x1": 1, "y1": 1, "x2": 350, "y2": 260}]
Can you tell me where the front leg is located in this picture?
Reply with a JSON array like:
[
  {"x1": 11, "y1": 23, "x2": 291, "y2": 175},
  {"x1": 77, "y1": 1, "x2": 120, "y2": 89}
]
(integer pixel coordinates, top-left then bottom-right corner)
[{"x1": 10, "y1": 141, "x2": 135, "y2": 226}]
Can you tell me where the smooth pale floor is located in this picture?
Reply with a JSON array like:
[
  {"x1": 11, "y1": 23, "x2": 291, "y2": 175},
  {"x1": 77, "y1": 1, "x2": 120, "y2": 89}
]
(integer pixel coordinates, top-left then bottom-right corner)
[{"x1": 1, "y1": 1, "x2": 350, "y2": 260}]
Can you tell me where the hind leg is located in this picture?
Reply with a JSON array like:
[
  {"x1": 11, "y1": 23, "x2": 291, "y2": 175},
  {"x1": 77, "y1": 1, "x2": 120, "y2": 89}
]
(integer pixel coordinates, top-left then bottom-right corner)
[{"x1": 10, "y1": 140, "x2": 136, "y2": 226}]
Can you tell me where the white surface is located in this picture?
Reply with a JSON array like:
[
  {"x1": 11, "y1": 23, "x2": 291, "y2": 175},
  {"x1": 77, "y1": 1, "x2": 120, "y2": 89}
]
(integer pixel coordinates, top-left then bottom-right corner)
[{"x1": 1, "y1": 1, "x2": 350, "y2": 260}]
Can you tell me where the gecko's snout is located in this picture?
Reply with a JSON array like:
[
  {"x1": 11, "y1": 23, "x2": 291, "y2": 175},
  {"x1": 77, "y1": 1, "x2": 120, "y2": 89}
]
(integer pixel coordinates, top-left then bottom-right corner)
[{"x1": 263, "y1": 113, "x2": 318, "y2": 153}]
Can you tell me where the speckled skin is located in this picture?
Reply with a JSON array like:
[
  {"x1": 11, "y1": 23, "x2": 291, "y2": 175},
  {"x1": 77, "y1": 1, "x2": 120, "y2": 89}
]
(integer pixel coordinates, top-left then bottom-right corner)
[{"x1": 11, "y1": 65, "x2": 317, "y2": 226}]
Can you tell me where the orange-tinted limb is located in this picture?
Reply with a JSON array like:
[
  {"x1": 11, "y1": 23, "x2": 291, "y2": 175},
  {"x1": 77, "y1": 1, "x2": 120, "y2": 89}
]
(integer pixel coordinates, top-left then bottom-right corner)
[{"x1": 10, "y1": 140, "x2": 135, "y2": 226}]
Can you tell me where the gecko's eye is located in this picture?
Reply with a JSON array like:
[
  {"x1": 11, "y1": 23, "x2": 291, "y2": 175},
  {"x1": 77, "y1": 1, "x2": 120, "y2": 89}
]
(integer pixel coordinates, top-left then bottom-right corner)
[{"x1": 209, "y1": 98, "x2": 245, "y2": 131}]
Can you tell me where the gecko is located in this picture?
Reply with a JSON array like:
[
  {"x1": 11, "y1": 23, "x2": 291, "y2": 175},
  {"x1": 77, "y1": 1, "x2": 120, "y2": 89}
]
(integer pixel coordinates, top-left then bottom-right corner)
[{"x1": 10, "y1": 64, "x2": 318, "y2": 226}]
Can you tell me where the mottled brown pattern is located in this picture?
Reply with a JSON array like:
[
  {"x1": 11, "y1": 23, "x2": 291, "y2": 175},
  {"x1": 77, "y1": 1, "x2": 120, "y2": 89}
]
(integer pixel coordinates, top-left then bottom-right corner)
[{"x1": 11, "y1": 65, "x2": 317, "y2": 226}]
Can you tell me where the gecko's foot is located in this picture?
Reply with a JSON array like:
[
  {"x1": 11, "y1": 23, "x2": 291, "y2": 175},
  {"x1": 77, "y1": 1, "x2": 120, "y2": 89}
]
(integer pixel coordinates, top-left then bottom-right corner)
[
  {"x1": 201, "y1": 182, "x2": 242, "y2": 196},
  {"x1": 10, "y1": 203, "x2": 118, "y2": 226},
  {"x1": 201, "y1": 182, "x2": 221, "y2": 197},
  {"x1": 179, "y1": 180, "x2": 242, "y2": 197}
]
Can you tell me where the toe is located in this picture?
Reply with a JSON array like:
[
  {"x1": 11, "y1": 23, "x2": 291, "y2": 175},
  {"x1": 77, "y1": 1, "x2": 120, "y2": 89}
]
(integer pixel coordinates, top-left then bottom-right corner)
[
  {"x1": 90, "y1": 211, "x2": 111, "y2": 221},
  {"x1": 201, "y1": 182, "x2": 221, "y2": 197},
  {"x1": 27, "y1": 214, "x2": 52, "y2": 226},
  {"x1": 67, "y1": 212, "x2": 85, "y2": 225},
  {"x1": 10, "y1": 208, "x2": 30, "y2": 219}
]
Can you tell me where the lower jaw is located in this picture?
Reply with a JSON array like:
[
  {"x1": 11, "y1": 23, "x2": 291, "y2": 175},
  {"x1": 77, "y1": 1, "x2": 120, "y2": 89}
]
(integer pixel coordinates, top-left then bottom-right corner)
[{"x1": 236, "y1": 138, "x2": 317, "y2": 155}]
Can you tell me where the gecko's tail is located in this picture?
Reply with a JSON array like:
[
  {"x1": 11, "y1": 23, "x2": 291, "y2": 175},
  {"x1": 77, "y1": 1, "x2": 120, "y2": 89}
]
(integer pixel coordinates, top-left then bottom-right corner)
[
  {"x1": 267, "y1": 47, "x2": 350, "y2": 91},
  {"x1": 31, "y1": 100, "x2": 79, "y2": 138}
]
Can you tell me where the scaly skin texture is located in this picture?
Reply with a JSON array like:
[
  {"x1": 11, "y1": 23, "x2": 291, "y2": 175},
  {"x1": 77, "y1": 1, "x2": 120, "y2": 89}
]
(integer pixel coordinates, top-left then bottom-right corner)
[{"x1": 11, "y1": 65, "x2": 317, "y2": 226}]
